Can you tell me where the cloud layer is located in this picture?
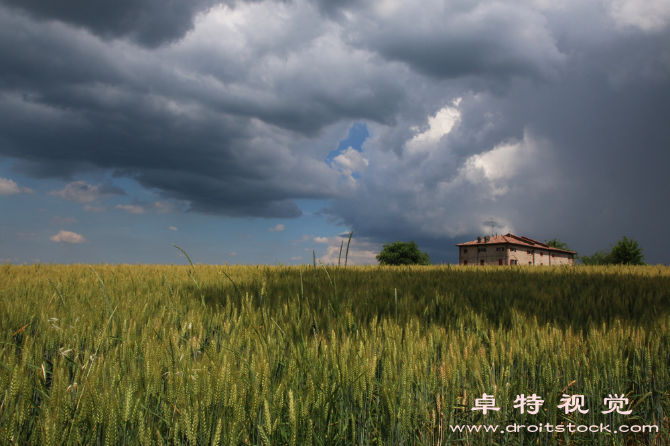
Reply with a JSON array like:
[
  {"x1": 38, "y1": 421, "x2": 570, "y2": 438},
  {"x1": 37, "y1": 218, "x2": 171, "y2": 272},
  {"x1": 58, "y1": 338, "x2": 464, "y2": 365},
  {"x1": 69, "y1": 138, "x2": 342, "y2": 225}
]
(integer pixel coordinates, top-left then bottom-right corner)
[
  {"x1": 0, "y1": 0, "x2": 223, "y2": 47},
  {"x1": 1, "y1": 0, "x2": 669, "y2": 261}
]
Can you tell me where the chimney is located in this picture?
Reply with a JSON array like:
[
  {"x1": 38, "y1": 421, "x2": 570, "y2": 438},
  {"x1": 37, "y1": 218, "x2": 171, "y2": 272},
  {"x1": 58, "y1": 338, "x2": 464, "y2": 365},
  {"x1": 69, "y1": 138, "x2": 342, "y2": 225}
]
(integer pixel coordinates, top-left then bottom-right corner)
[
  {"x1": 477, "y1": 236, "x2": 482, "y2": 243},
  {"x1": 485, "y1": 235, "x2": 490, "y2": 243}
]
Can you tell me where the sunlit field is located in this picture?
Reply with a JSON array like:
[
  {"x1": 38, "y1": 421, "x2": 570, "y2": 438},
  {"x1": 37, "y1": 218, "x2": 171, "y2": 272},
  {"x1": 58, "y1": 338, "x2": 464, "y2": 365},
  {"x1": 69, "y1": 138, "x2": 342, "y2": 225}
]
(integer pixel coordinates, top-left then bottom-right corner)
[{"x1": 1, "y1": 262, "x2": 669, "y2": 445}]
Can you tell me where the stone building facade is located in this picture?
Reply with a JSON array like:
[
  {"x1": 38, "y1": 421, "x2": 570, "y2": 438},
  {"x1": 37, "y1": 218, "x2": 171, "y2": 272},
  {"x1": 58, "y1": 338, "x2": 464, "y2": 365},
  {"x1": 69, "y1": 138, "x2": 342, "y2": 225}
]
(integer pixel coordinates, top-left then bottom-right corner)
[{"x1": 456, "y1": 233, "x2": 576, "y2": 266}]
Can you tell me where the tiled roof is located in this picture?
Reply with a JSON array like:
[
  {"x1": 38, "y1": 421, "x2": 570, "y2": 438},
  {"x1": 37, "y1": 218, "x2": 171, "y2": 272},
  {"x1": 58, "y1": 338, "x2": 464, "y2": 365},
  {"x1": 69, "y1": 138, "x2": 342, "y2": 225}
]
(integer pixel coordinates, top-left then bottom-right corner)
[{"x1": 456, "y1": 233, "x2": 576, "y2": 253}]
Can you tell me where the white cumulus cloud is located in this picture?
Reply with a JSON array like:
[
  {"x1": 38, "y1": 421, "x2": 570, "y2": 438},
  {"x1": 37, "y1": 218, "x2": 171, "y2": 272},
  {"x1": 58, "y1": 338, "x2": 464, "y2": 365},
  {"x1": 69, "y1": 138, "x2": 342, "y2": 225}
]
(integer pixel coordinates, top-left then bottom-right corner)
[
  {"x1": 115, "y1": 204, "x2": 145, "y2": 214},
  {"x1": 406, "y1": 100, "x2": 461, "y2": 155},
  {"x1": 607, "y1": 0, "x2": 670, "y2": 31},
  {"x1": 49, "y1": 230, "x2": 86, "y2": 244},
  {"x1": 332, "y1": 147, "x2": 369, "y2": 176},
  {"x1": 269, "y1": 224, "x2": 285, "y2": 232},
  {"x1": 0, "y1": 177, "x2": 33, "y2": 195}
]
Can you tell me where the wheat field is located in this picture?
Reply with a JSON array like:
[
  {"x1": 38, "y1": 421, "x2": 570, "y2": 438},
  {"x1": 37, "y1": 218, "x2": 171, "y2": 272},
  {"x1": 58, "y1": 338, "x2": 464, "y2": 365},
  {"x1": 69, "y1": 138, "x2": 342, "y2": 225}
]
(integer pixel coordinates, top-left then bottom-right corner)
[{"x1": 1, "y1": 262, "x2": 669, "y2": 445}]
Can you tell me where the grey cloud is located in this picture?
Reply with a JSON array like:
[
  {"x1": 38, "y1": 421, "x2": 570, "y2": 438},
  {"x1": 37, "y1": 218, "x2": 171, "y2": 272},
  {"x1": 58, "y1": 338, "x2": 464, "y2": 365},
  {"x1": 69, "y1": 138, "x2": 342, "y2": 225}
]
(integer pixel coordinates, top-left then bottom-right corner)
[
  {"x1": 49, "y1": 181, "x2": 126, "y2": 203},
  {"x1": 115, "y1": 204, "x2": 145, "y2": 214},
  {"x1": 0, "y1": 2, "x2": 403, "y2": 136},
  {"x1": 0, "y1": 3, "x2": 408, "y2": 218},
  {"x1": 327, "y1": 21, "x2": 670, "y2": 263},
  {"x1": 0, "y1": 0, "x2": 223, "y2": 47},
  {"x1": 312, "y1": 0, "x2": 357, "y2": 19},
  {"x1": 0, "y1": 0, "x2": 669, "y2": 262},
  {"x1": 345, "y1": 1, "x2": 566, "y2": 82},
  {"x1": 12, "y1": 160, "x2": 98, "y2": 180},
  {"x1": 99, "y1": 183, "x2": 126, "y2": 196}
]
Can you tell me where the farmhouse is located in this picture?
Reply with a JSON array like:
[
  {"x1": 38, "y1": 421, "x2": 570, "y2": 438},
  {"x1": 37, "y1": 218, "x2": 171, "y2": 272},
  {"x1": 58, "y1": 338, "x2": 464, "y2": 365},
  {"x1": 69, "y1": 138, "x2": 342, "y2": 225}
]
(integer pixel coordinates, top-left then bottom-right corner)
[{"x1": 456, "y1": 233, "x2": 576, "y2": 266}]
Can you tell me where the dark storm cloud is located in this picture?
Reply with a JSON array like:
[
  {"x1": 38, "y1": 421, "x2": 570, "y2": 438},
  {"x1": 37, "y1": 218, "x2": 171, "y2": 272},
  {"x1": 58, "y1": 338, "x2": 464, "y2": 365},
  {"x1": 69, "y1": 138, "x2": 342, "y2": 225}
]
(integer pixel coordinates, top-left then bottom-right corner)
[
  {"x1": 0, "y1": 79, "x2": 341, "y2": 217},
  {"x1": 321, "y1": 0, "x2": 670, "y2": 263},
  {"x1": 0, "y1": 2, "x2": 397, "y2": 217},
  {"x1": 0, "y1": 0, "x2": 223, "y2": 47},
  {"x1": 312, "y1": 0, "x2": 358, "y2": 20},
  {"x1": 132, "y1": 169, "x2": 305, "y2": 218},
  {"x1": 327, "y1": 17, "x2": 670, "y2": 262},
  {"x1": 348, "y1": 1, "x2": 566, "y2": 81},
  {"x1": 0, "y1": 0, "x2": 669, "y2": 261}
]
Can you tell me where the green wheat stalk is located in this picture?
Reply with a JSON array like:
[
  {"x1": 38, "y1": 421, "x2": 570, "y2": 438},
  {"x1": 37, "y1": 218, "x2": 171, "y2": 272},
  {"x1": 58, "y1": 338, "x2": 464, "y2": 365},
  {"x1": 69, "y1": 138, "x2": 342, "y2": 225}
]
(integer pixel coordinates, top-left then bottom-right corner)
[
  {"x1": 173, "y1": 244, "x2": 206, "y2": 308},
  {"x1": 344, "y1": 230, "x2": 353, "y2": 268}
]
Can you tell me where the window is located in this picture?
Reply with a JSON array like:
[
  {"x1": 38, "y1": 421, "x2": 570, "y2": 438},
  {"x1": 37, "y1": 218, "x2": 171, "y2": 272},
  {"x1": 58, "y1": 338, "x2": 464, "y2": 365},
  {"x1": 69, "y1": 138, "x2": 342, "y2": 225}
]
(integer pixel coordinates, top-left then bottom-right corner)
[
  {"x1": 510, "y1": 248, "x2": 517, "y2": 252},
  {"x1": 463, "y1": 260, "x2": 468, "y2": 265},
  {"x1": 540, "y1": 252, "x2": 543, "y2": 256},
  {"x1": 499, "y1": 259, "x2": 503, "y2": 265},
  {"x1": 510, "y1": 260, "x2": 518, "y2": 265},
  {"x1": 463, "y1": 248, "x2": 468, "y2": 253},
  {"x1": 527, "y1": 250, "x2": 531, "y2": 255},
  {"x1": 528, "y1": 262, "x2": 532, "y2": 265},
  {"x1": 496, "y1": 247, "x2": 504, "y2": 252},
  {"x1": 551, "y1": 254, "x2": 555, "y2": 258},
  {"x1": 480, "y1": 260, "x2": 485, "y2": 265},
  {"x1": 478, "y1": 248, "x2": 486, "y2": 253}
]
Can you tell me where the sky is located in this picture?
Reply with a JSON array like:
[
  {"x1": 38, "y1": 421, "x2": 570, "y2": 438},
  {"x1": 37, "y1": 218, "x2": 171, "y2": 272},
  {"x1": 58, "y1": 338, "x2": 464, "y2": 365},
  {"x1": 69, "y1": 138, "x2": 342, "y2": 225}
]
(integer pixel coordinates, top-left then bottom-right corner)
[{"x1": 1, "y1": 0, "x2": 669, "y2": 266}]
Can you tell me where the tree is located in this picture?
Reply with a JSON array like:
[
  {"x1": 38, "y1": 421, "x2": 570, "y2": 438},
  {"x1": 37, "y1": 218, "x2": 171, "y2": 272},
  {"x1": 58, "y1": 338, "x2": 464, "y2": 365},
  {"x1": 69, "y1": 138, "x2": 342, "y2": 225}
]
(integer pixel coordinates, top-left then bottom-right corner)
[
  {"x1": 577, "y1": 236, "x2": 645, "y2": 265},
  {"x1": 376, "y1": 241, "x2": 431, "y2": 266},
  {"x1": 610, "y1": 236, "x2": 645, "y2": 265},
  {"x1": 578, "y1": 249, "x2": 613, "y2": 266},
  {"x1": 545, "y1": 238, "x2": 572, "y2": 251}
]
